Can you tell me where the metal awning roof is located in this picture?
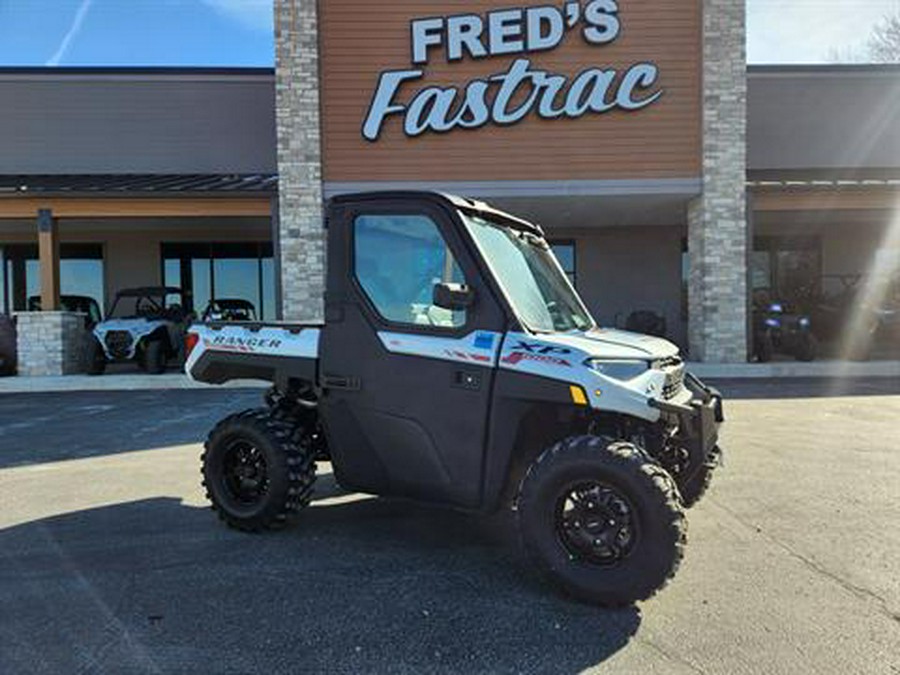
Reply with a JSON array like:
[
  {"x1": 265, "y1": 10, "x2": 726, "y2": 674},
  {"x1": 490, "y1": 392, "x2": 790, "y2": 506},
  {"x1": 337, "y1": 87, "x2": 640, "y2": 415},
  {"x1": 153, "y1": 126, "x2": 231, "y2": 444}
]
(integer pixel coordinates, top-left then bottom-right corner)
[{"x1": 0, "y1": 174, "x2": 277, "y2": 195}]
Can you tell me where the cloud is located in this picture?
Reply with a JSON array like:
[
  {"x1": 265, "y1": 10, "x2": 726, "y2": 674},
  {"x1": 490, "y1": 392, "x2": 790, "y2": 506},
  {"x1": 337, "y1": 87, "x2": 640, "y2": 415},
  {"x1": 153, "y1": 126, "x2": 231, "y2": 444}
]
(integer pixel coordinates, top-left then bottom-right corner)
[
  {"x1": 747, "y1": 0, "x2": 894, "y2": 64},
  {"x1": 46, "y1": 0, "x2": 93, "y2": 66},
  {"x1": 201, "y1": 0, "x2": 273, "y2": 33}
]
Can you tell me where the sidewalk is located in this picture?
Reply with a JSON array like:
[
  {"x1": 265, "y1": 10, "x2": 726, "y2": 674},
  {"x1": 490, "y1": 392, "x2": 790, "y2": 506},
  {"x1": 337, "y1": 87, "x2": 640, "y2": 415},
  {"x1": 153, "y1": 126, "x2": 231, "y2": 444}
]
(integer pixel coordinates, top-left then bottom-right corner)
[{"x1": 0, "y1": 360, "x2": 898, "y2": 394}]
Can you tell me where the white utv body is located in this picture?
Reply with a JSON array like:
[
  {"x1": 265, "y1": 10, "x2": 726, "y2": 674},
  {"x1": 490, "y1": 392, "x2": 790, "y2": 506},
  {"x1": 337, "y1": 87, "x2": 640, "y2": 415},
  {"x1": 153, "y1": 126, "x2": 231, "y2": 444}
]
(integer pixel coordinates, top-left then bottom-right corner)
[
  {"x1": 186, "y1": 192, "x2": 724, "y2": 606},
  {"x1": 87, "y1": 287, "x2": 188, "y2": 375}
]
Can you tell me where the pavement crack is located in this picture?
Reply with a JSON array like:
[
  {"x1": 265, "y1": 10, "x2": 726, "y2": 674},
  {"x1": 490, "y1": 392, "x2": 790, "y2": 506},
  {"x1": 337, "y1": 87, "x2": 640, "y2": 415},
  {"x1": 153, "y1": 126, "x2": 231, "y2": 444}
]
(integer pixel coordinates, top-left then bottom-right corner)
[
  {"x1": 711, "y1": 498, "x2": 899, "y2": 628},
  {"x1": 634, "y1": 635, "x2": 707, "y2": 675}
]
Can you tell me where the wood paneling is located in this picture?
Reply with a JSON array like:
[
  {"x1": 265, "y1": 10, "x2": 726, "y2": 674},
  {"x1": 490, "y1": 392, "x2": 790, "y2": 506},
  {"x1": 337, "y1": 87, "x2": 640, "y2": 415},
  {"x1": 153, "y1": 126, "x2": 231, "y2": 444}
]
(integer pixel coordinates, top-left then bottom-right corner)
[
  {"x1": 752, "y1": 188, "x2": 900, "y2": 212},
  {"x1": 320, "y1": 0, "x2": 701, "y2": 182},
  {"x1": 0, "y1": 197, "x2": 272, "y2": 219}
]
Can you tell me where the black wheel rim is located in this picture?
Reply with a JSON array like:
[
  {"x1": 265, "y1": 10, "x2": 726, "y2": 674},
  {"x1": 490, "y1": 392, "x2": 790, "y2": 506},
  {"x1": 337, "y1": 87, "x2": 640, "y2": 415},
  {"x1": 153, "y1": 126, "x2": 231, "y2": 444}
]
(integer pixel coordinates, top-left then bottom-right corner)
[
  {"x1": 221, "y1": 438, "x2": 269, "y2": 506},
  {"x1": 554, "y1": 481, "x2": 639, "y2": 567}
]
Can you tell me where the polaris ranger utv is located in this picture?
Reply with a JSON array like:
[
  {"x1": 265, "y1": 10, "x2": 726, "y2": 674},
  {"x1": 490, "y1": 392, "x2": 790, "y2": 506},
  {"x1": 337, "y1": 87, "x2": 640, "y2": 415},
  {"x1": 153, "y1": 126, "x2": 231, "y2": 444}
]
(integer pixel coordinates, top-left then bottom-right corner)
[{"x1": 186, "y1": 192, "x2": 723, "y2": 606}]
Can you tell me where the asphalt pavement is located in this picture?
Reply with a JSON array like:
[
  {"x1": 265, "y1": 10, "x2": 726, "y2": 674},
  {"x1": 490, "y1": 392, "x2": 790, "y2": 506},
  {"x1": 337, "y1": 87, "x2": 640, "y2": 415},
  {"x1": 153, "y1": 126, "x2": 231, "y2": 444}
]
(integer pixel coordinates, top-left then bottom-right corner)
[{"x1": 0, "y1": 380, "x2": 898, "y2": 674}]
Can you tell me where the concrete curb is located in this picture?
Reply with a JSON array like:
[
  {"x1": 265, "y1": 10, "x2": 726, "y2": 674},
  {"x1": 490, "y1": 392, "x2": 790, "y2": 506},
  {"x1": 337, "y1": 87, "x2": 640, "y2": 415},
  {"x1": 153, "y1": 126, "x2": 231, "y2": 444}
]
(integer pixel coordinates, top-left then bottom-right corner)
[
  {"x1": 687, "y1": 360, "x2": 900, "y2": 379},
  {"x1": 0, "y1": 360, "x2": 898, "y2": 394}
]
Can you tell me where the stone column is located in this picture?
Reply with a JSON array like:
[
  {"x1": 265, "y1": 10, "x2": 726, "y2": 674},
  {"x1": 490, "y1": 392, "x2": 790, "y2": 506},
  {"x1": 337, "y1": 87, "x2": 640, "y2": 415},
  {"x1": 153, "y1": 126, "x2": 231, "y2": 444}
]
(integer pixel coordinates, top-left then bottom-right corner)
[
  {"x1": 14, "y1": 312, "x2": 86, "y2": 376},
  {"x1": 687, "y1": 0, "x2": 748, "y2": 363},
  {"x1": 274, "y1": 0, "x2": 326, "y2": 322}
]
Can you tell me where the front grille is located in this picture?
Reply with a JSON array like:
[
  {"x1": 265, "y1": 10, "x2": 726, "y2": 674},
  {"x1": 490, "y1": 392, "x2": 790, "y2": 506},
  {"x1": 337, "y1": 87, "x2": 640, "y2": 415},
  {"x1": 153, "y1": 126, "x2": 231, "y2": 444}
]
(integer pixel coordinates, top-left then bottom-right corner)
[
  {"x1": 657, "y1": 356, "x2": 685, "y2": 400},
  {"x1": 105, "y1": 331, "x2": 133, "y2": 359}
]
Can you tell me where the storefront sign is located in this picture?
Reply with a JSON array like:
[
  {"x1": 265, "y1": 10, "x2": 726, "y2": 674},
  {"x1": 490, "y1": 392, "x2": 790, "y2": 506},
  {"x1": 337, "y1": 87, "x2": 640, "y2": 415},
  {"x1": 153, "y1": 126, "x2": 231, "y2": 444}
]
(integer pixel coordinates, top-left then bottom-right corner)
[{"x1": 362, "y1": 1, "x2": 663, "y2": 141}]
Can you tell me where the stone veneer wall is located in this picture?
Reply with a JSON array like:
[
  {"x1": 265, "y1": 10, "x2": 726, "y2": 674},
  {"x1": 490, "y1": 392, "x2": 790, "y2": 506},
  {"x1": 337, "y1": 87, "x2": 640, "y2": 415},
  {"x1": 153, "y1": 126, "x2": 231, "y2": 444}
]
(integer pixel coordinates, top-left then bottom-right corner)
[
  {"x1": 687, "y1": 0, "x2": 748, "y2": 363},
  {"x1": 14, "y1": 312, "x2": 86, "y2": 376},
  {"x1": 274, "y1": 0, "x2": 326, "y2": 322}
]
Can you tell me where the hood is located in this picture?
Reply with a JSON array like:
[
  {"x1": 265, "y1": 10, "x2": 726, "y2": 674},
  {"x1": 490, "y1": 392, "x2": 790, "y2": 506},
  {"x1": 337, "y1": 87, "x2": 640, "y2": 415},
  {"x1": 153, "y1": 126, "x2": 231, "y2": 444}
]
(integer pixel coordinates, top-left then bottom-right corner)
[
  {"x1": 94, "y1": 318, "x2": 166, "y2": 336},
  {"x1": 533, "y1": 327, "x2": 680, "y2": 360}
]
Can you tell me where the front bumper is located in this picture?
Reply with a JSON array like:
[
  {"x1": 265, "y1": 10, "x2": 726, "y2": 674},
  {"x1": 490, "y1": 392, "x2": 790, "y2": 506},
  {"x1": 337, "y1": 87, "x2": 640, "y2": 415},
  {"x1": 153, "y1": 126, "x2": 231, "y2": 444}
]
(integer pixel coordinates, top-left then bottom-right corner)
[{"x1": 649, "y1": 372, "x2": 724, "y2": 465}]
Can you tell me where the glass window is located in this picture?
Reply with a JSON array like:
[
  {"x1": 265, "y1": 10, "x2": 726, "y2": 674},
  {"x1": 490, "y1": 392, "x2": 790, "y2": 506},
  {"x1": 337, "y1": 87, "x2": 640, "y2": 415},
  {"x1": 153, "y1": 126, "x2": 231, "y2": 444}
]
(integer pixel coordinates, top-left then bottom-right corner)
[
  {"x1": 550, "y1": 241, "x2": 576, "y2": 286},
  {"x1": 1, "y1": 244, "x2": 104, "y2": 313},
  {"x1": 25, "y1": 260, "x2": 39, "y2": 303},
  {"x1": 354, "y1": 214, "x2": 466, "y2": 328},
  {"x1": 261, "y1": 257, "x2": 276, "y2": 321},
  {"x1": 61, "y1": 259, "x2": 105, "y2": 310},
  {"x1": 191, "y1": 258, "x2": 212, "y2": 315},
  {"x1": 214, "y1": 257, "x2": 261, "y2": 319},
  {"x1": 754, "y1": 237, "x2": 821, "y2": 307},
  {"x1": 462, "y1": 214, "x2": 593, "y2": 333},
  {"x1": 161, "y1": 242, "x2": 274, "y2": 321},
  {"x1": 163, "y1": 258, "x2": 180, "y2": 289}
]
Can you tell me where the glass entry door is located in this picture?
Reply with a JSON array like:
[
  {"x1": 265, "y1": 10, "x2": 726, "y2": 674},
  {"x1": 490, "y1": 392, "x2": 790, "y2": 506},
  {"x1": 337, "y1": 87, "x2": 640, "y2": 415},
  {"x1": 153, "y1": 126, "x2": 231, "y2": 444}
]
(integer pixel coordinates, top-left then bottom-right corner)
[{"x1": 161, "y1": 242, "x2": 275, "y2": 320}]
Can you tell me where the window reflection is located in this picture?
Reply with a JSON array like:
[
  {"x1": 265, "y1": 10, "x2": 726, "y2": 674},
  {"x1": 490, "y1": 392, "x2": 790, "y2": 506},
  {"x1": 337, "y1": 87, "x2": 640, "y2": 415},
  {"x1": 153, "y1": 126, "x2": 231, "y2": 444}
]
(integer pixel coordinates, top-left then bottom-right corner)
[
  {"x1": 1, "y1": 244, "x2": 105, "y2": 314},
  {"x1": 162, "y1": 242, "x2": 275, "y2": 320},
  {"x1": 550, "y1": 241, "x2": 577, "y2": 286}
]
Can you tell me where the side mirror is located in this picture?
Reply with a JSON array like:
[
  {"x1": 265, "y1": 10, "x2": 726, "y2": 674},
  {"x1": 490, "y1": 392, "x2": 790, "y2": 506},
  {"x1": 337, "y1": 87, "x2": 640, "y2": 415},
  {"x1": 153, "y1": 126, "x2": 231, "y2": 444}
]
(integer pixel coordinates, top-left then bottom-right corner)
[{"x1": 433, "y1": 282, "x2": 475, "y2": 311}]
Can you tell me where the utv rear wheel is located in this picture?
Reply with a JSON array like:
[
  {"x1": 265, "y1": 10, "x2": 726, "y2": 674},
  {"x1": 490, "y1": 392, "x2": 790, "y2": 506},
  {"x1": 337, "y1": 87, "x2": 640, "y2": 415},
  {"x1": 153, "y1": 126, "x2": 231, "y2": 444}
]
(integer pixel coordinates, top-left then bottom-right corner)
[
  {"x1": 142, "y1": 339, "x2": 166, "y2": 374},
  {"x1": 517, "y1": 436, "x2": 685, "y2": 606},
  {"x1": 201, "y1": 410, "x2": 316, "y2": 532},
  {"x1": 84, "y1": 338, "x2": 106, "y2": 375}
]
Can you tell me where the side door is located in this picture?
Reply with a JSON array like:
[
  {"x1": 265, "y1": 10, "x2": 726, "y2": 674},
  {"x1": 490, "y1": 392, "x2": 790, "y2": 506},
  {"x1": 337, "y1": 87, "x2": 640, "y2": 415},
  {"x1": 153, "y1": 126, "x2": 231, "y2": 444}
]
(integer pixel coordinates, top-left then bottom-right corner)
[{"x1": 318, "y1": 196, "x2": 507, "y2": 508}]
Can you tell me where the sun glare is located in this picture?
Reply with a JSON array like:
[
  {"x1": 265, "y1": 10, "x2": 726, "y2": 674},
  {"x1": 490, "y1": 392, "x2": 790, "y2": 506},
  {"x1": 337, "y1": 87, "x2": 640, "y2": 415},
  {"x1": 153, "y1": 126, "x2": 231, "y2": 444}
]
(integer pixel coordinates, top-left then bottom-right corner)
[{"x1": 835, "y1": 204, "x2": 900, "y2": 363}]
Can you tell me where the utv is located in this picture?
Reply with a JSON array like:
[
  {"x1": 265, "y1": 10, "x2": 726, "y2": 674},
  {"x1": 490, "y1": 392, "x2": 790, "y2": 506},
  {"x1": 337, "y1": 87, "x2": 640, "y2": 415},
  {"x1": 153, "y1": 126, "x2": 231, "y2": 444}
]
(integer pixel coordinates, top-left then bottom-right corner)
[
  {"x1": 201, "y1": 298, "x2": 257, "y2": 323},
  {"x1": 28, "y1": 294, "x2": 103, "y2": 329},
  {"x1": 186, "y1": 192, "x2": 724, "y2": 606},
  {"x1": 87, "y1": 287, "x2": 189, "y2": 375}
]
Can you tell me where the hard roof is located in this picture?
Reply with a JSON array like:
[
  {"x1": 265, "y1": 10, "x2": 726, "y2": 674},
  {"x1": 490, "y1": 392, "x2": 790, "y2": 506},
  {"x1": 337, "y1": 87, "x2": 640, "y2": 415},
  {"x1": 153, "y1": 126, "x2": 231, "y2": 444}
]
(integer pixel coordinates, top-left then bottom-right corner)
[{"x1": 116, "y1": 287, "x2": 182, "y2": 297}]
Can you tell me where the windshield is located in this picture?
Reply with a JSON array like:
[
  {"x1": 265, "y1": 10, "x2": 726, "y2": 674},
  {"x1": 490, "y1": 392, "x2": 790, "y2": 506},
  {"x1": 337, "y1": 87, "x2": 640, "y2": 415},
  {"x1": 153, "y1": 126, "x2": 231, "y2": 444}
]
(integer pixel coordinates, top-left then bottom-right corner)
[
  {"x1": 108, "y1": 293, "x2": 182, "y2": 320},
  {"x1": 461, "y1": 213, "x2": 595, "y2": 333}
]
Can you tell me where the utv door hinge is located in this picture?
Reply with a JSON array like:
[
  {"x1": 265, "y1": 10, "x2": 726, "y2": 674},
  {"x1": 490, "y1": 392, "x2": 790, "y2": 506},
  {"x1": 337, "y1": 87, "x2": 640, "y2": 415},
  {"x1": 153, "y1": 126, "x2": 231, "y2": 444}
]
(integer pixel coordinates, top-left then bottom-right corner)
[{"x1": 322, "y1": 375, "x2": 361, "y2": 391}]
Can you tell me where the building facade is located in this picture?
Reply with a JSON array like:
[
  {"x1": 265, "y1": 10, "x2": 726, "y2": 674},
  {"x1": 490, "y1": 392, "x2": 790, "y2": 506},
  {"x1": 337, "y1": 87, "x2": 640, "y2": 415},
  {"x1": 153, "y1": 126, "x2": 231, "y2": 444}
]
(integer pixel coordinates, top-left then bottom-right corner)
[{"x1": 2, "y1": 0, "x2": 899, "y2": 373}]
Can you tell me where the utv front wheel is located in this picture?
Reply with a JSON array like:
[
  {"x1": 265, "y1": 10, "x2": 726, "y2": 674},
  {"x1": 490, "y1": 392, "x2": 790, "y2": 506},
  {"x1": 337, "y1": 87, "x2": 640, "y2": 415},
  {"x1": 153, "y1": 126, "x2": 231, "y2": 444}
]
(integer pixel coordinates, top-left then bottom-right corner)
[
  {"x1": 142, "y1": 339, "x2": 167, "y2": 374},
  {"x1": 517, "y1": 436, "x2": 685, "y2": 606},
  {"x1": 83, "y1": 337, "x2": 106, "y2": 375},
  {"x1": 675, "y1": 445, "x2": 722, "y2": 508},
  {"x1": 202, "y1": 410, "x2": 317, "y2": 532}
]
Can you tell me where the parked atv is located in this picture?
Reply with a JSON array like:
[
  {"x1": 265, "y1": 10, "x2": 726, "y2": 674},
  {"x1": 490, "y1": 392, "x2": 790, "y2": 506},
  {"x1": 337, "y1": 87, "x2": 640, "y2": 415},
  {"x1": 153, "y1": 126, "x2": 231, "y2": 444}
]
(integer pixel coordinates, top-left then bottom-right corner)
[
  {"x1": 28, "y1": 294, "x2": 103, "y2": 329},
  {"x1": 753, "y1": 292, "x2": 817, "y2": 362},
  {"x1": 86, "y1": 287, "x2": 189, "y2": 375}
]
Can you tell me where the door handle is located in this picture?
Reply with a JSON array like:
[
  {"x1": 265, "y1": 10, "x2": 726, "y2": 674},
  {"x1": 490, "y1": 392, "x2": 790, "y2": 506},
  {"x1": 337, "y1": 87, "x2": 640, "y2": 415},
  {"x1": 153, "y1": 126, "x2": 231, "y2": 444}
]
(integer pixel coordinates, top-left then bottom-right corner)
[
  {"x1": 322, "y1": 375, "x2": 361, "y2": 391},
  {"x1": 453, "y1": 369, "x2": 481, "y2": 391}
]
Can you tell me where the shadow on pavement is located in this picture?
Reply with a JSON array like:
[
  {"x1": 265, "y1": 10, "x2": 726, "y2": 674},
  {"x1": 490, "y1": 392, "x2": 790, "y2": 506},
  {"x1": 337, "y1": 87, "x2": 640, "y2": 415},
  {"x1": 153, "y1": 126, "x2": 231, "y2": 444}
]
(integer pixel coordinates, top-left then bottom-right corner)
[
  {"x1": 0, "y1": 389, "x2": 264, "y2": 468},
  {"x1": 709, "y1": 377, "x2": 900, "y2": 400},
  {"x1": 0, "y1": 495, "x2": 640, "y2": 675}
]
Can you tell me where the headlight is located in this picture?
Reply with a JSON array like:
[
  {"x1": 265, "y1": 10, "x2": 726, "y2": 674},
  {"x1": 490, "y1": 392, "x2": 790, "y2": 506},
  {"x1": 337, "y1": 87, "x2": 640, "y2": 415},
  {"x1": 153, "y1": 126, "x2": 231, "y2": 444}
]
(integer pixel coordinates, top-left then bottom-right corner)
[{"x1": 585, "y1": 359, "x2": 649, "y2": 381}]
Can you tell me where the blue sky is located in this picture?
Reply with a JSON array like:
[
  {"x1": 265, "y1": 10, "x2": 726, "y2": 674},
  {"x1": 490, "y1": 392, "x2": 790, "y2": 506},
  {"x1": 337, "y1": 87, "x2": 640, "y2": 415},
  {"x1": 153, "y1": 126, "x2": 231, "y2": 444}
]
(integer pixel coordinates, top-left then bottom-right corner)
[
  {"x1": 0, "y1": 0, "x2": 273, "y2": 67},
  {"x1": 0, "y1": 0, "x2": 898, "y2": 67}
]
